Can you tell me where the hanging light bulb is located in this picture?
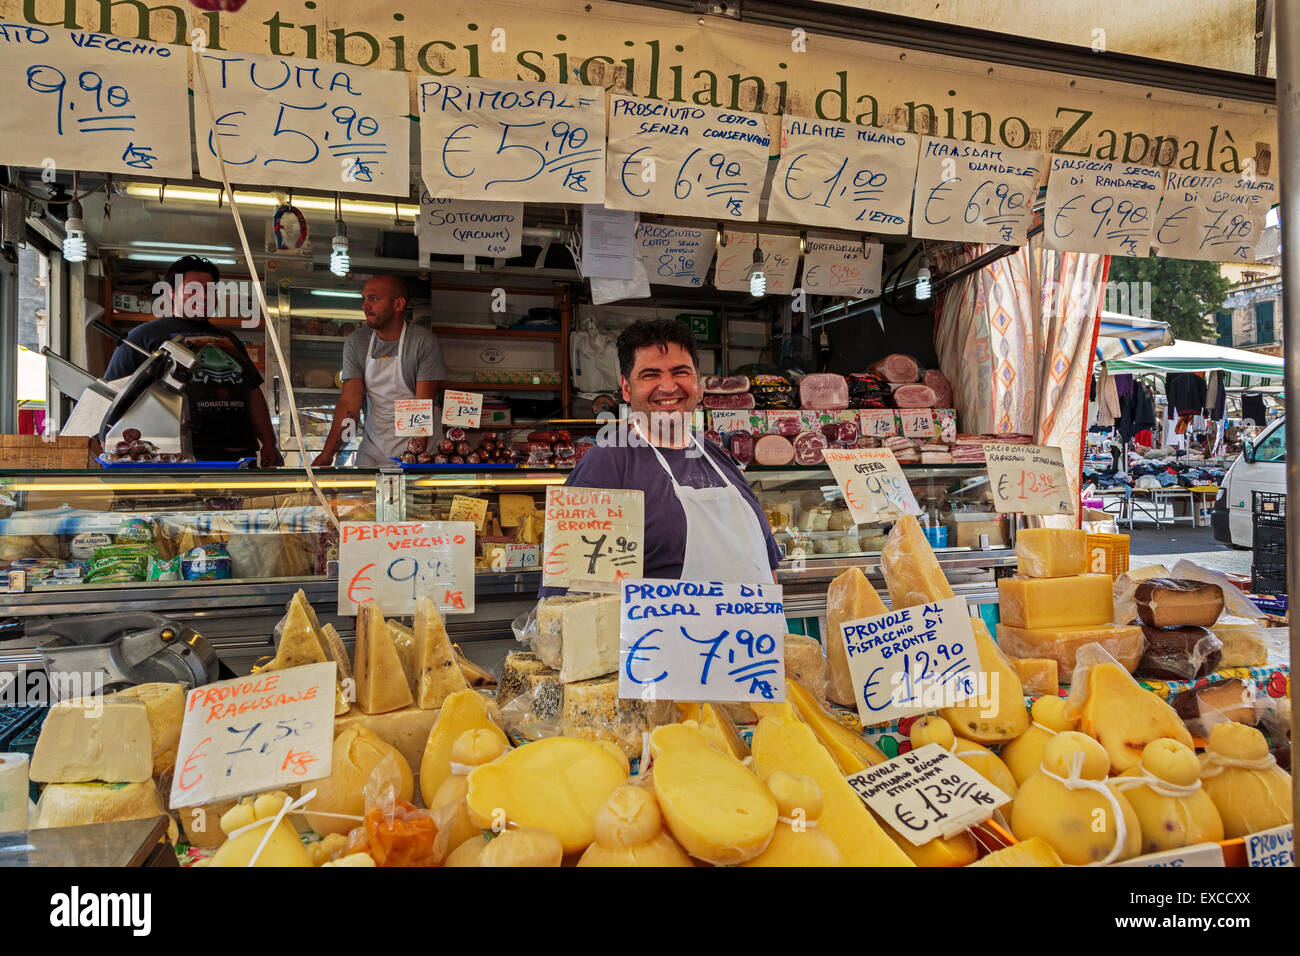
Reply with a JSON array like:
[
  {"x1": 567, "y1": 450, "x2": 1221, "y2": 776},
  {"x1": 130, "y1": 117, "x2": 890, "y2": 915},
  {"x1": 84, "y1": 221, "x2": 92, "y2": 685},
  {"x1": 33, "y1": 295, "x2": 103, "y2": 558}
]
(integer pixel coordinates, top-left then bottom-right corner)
[
  {"x1": 63, "y1": 199, "x2": 87, "y2": 263},
  {"x1": 748, "y1": 243, "x2": 766, "y2": 297},
  {"x1": 330, "y1": 218, "x2": 350, "y2": 277},
  {"x1": 914, "y1": 254, "x2": 932, "y2": 301}
]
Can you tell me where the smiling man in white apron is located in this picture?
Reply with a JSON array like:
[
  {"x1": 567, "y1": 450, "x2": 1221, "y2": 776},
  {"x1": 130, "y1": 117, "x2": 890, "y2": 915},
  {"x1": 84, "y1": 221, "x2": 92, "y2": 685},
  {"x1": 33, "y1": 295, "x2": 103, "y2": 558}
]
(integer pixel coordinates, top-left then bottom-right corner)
[
  {"x1": 539, "y1": 319, "x2": 780, "y2": 598},
  {"x1": 313, "y1": 275, "x2": 448, "y2": 468}
]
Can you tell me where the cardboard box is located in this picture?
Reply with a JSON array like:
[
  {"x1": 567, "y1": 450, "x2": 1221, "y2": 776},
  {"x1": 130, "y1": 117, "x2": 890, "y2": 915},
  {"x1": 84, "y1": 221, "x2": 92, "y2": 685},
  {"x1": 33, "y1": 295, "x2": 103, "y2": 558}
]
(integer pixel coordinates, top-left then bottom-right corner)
[{"x1": 1, "y1": 435, "x2": 100, "y2": 468}]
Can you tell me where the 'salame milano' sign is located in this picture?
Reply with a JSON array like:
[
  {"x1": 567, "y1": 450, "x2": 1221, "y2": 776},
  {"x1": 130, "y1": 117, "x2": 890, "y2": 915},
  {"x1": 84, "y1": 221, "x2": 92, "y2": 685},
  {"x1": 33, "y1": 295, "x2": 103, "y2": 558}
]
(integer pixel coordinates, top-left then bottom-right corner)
[{"x1": 3, "y1": 0, "x2": 1276, "y2": 174}]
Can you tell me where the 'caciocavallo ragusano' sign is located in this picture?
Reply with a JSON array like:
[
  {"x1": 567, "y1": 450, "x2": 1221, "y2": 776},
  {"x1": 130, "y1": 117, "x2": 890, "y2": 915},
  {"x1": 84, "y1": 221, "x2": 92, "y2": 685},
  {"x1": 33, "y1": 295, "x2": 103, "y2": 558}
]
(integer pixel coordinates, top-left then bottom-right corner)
[{"x1": 3, "y1": 0, "x2": 1278, "y2": 174}]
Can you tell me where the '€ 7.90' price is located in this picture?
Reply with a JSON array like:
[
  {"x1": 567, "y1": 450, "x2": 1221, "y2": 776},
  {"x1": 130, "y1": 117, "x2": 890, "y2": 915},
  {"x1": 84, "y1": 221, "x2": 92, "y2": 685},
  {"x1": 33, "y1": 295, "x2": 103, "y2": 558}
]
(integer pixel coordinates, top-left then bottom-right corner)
[{"x1": 624, "y1": 626, "x2": 781, "y2": 699}]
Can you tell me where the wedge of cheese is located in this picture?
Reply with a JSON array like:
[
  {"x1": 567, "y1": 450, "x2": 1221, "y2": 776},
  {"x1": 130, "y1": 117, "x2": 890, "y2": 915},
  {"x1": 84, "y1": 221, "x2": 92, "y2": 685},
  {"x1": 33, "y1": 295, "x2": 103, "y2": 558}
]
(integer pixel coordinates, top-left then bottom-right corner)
[
  {"x1": 387, "y1": 620, "x2": 417, "y2": 695},
  {"x1": 354, "y1": 602, "x2": 414, "y2": 715},
  {"x1": 320, "y1": 623, "x2": 353, "y2": 716},
  {"x1": 413, "y1": 597, "x2": 468, "y2": 708},
  {"x1": 558, "y1": 595, "x2": 620, "y2": 683},
  {"x1": 825, "y1": 568, "x2": 887, "y2": 707},
  {"x1": 254, "y1": 591, "x2": 349, "y2": 716},
  {"x1": 881, "y1": 514, "x2": 955, "y2": 608},
  {"x1": 110, "y1": 682, "x2": 184, "y2": 777},
  {"x1": 30, "y1": 698, "x2": 153, "y2": 784},
  {"x1": 498, "y1": 493, "x2": 535, "y2": 528}
]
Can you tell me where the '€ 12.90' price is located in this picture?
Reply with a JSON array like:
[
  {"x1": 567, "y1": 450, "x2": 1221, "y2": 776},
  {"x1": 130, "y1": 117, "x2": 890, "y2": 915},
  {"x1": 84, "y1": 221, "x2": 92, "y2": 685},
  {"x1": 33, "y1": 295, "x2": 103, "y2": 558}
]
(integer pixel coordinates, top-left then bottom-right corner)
[{"x1": 996, "y1": 469, "x2": 1071, "y2": 513}]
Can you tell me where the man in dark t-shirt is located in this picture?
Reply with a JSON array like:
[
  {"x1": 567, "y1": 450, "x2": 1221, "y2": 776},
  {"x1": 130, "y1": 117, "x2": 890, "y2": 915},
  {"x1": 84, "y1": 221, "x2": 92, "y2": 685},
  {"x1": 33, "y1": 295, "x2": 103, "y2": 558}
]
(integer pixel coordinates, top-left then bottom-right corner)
[{"x1": 104, "y1": 256, "x2": 282, "y2": 465}]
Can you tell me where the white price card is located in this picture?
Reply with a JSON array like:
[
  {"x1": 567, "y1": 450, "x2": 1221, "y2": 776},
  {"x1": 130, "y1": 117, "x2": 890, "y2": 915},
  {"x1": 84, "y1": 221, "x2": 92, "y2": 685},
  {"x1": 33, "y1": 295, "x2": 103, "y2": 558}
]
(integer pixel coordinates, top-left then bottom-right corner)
[
  {"x1": 767, "y1": 115, "x2": 918, "y2": 233},
  {"x1": 823, "y1": 447, "x2": 921, "y2": 523},
  {"x1": 840, "y1": 596, "x2": 980, "y2": 726},
  {"x1": 1111, "y1": 843, "x2": 1226, "y2": 868},
  {"x1": 1045, "y1": 158, "x2": 1164, "y2": 257},
  {"x1": 169, "y1": 662, "x2": 335, "y2": 810},
  {"x1": 542, "y1": 487, "x2": 644, "y2": 588},
  {"x1": 337, "y1": 521, "x2": 475, "y2": 615},
  {"x1": 900, "y1": 409, "x2": 936, "y2": 439},
  {"x1": 845, "y1": 742, "x2": 1011, "y2": 844},
  {"x1": 709, "y1": 409, "x2": 752, "y2": 433},
  {"x1": 1245, "y1": 824, "x2": 1293, "y2": 867},
  {"x1": 605, "y1": 92, "x2": 770, "y2": 221},
  {"x1": 2, "y1": 26, "x2": 191, "y2": 177},
  {"x1": 418, "y1": 77, "x2": 606, "y2": 203},
  {"x1": 441, "y1": 389, "x2": 483, "y2": 429},
  {"x1": 487, "y1": 542, "x2": 539, "y2": 570},
  {"x1": 196, "y1": 50, "x2": 410, "y2": 196},
  {"x1": 417, "y1": 191, "x2": 523, "y2": 258},
  {"x1": 911, "y1": 136, "x2": 1043, "y2": 245},
  {"x1": 860, "y1": 409, "x2": 898, "y2": 437},
  {"x1": 1152, "y1": 170, "x2": 1277, "y2": 263},
  {"x1": 985, "y1": 443, "x2": 1075, "y2": 516},
  {"x1": 636, "y1": 223, "x2": 717, "y2": 288},
  {"x1": 618, "y1": 578, "x2": 786, "y2": 703},
  {"x1": 714, "y1": 232, "x2": 801, "y2": 295},
  {"x1": 799, "y1": 237, "x2": 885, "y2": 298},
  {"x1": 395, "y1": 398, "x2": 433, "y2": 437}
]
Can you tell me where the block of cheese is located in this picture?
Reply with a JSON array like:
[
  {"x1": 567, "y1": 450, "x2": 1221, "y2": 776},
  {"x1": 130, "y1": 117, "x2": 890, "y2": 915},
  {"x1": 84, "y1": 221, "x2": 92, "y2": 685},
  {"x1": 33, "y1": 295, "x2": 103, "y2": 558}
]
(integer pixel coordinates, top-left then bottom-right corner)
[
  {"x1": 387, "y1": 620, "x2": 416, "y2": 695},
  {"x1": 1015, "y1": 528, "x2": 1086, "y2": 578},
  {"x1": 498, "y1": 493, "x2": 535, "y2": 528},
  {"x1": 881, "y1": 513, "x2": 955, "y2": 609},
  {"x1": 562, "y1": 675, "x2": 670, "y2": 760},
  {"x1": 534, "y1": 595, "x2": 588, "y2": 669},
  {"x1": 354, "y1": 602, "x2": 414, "y2": 715},
  {"x1": 559, "y1": 595, "x2": 620, "y2": 683},
  {"x1": 783, "y1": 634, "x2": 826, "y2": 698},
  {"x1": 30, "y1": 698, "x2": 153, "y2": 784},
  {"x1": 1135, "y1": 578, "x2": 1224, "y2": 628},
  {"x1": 997, "y1": 573, "x2": 1113, "y2": 629},
  {"x1": 1209, "y1": 616, "x2": 1268, "y2": 667},
  {"x1": 825, "y1": 567, "x2": 888, "y2": 706},
  {"x1": 334, "y1": 705, "x2": 442, "y2": 771},
  {"x1": 1013, "y1": 658, "x2": 1059, "y2": 697},
  {"x1": 32, "y1": 781, "x2": 165, "y2": 829},
  {"x1": 413, "y1": 597, "x2": 468, "y2": 708},
  {"x1": 110, "y1": 683, "x2": 184, "y2": 777},
  {"x1": 997, "y1": 621, "x2": 1144, "y2": 675}
]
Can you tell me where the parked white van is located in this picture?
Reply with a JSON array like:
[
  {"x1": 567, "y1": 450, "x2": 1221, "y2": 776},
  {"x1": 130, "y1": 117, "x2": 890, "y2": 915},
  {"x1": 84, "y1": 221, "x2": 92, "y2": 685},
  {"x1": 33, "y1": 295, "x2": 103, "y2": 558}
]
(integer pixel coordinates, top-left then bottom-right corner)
[{"x1": 1212, "y1": 417, "x2": 1286, "y2": 548}]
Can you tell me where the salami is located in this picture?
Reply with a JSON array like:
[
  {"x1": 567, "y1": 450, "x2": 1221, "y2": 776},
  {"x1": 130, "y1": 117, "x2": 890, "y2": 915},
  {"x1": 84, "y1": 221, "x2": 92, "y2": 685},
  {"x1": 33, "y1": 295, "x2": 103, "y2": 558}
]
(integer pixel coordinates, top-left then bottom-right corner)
[
  {"x1": 868, "y1": 353, "x2": 921, "y2": 383},
  {"x1": 793, "y1": 430, "x2": 829, "y2": 465},
  {"x1": 703, "y1": 375, "x2": 751, "y2": 394},
  {"x1": 729, "y1": 431, "x2": 755, "y2": 465},
  {"x1": 754, "y1": 434, "x2": 795, "y2": 466},
  {"x1": 924, "y1": 369, "x2": 953, "y2": 409},
  {"x1": 702, "y1": 392, "x2": 756, "y2": 410},
  {"x1": 798, "y1": 373, "x2": 849, "y2": 410},
  {"x1": 893, "y1": 384, "x2": 938, "y2": 408}
]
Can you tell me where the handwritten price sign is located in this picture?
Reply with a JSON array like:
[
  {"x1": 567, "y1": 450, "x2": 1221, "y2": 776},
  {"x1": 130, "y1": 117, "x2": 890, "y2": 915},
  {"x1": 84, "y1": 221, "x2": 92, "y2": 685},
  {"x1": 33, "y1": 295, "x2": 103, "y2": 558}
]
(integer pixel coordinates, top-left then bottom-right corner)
[
  {"x1": 635, "y1": 223, "x2": 717, "y2": 288},
  {"x1": 5, "y1": 26, "x2": 191, "y2": 177},
  {"x1": 618, "y1": 578, "x2": 786, "y2": 703},
  {"x1": 542, "y1": 487, "x2": 644, "y2": 589},
  {"x1": 911, "y1": 135, "x2": 1042, "y2": 245},
  {"x1": 800, "y1": 237, "x2": 884, "y2": 298},
  {"x1": 417, "y1": 190, "x2": 523, "y2": 258},
  {"x1": 900, "y1": 409, "x2": 936, "y2": 439},
  {"x1": 441, "y1": 389, "x2": 482, "y2": 429},
  {"x1": 418, "y1": 77, "x2": 606, "y2": 203},
  {"x1": 196, "y1": 50, "x2": 410, "y2": 196},
  {"x1": 1045, "y1": 158, "x2": 1164, "y2": 257},
  {"x1": 449, "y1": 494, "x2": 488, "y2": 531},
  {"x1": 337, "y1": 521, "x2": 475, "y2": 615},
  {"x1": 984, "y1": 443, "x2": 1074, "y2": 515},
  {"x1": 824, "y1": 447, "x2": 921, "y2": 524},
  {"x1": 860, "y1": 409, "x2": 898, "y2": 437},
  {"x1": 1152, "y1": 169, "x2": 1277, "y2": 263},
  {"x1": 395, "y1": 398, "x2": 433, "y2": 437},
  {"x1": 846, "y1": 742, "x2": 1011, "y2": 844},
  {"x1": 840, "y1": 596, "x2": 979, "y2": 726},
  {"x1": 714, "y1": 232, "x2": 801, "y2": 295},
  {"x1": 169, "y1": 662, "x2": 335, "y2": 810}
]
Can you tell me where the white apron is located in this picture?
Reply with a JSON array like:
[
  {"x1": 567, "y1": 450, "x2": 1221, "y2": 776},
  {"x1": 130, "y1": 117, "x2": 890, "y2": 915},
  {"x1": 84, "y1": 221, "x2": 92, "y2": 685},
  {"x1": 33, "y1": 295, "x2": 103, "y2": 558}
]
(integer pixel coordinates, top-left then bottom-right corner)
[
  {"x1": 354, "y1": 323, "x2": 410, "y2": 468},
  {"x1": 644, "y1": 434, "x2": 773, "y2": 583}
]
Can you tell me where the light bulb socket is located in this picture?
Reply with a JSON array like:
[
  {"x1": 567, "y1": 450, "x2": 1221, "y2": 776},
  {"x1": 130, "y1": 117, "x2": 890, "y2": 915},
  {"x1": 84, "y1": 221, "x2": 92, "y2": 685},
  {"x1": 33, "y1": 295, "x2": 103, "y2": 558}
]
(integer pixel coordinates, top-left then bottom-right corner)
[{"x1": 752, "y1": 245, "x2": 764, "y2": 265}]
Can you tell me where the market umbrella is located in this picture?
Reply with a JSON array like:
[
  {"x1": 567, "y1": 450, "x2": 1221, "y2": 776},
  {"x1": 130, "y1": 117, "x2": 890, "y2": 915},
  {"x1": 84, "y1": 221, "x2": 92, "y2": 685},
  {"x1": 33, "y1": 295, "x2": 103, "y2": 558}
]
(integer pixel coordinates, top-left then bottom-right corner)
[
  {"x1": 1104, "y1": 340, "x2": 1284, "y2": 388},
  {"x1": 1095, "y1": 311, "x2": 1174, "y2": 363}
]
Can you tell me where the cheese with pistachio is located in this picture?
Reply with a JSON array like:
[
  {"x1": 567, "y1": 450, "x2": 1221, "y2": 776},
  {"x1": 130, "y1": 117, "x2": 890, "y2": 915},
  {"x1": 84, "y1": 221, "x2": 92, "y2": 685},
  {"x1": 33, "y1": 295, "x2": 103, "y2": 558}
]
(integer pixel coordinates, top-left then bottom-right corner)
[{"x1": 561, "y1": 675, "x2": 670, "y2": 760}]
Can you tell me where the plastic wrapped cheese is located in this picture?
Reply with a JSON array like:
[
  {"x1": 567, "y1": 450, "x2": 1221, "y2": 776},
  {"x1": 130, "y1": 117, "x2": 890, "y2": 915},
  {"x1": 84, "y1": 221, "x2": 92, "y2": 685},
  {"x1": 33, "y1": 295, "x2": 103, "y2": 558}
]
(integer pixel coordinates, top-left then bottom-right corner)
[
  {"x1": 997, "y1": 622, "x2": 1144, "y2": 675},
  {"x1": 825, "y1": 567, "x2": 887, "y2": 707},
  {"x1": 304, "y1": 726, "x2": 414, "y2": 836},
  {"x1": 880, "y1": 514, "x2": 955, "y2": 608},
  {"x1": 1210, "y1": 616, "x2": 1269, "y2": 667},
  {"x1": 1118, "y1": 739, "x2": 1224, "y2": 854},
  {"x1": 782, "y1": 634, "x2": 828, "y2": 705},
  {"x1": 1015, "y1": 528, "x2": 1086, "y2": 578}
]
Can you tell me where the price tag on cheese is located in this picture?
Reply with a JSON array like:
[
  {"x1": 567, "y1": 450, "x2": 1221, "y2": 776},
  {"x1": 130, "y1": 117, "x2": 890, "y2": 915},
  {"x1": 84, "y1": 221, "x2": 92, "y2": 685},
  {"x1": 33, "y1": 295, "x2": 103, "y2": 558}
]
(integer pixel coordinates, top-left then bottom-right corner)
[
  {"x1": 1245, "y1": 824, "x2": 1293, "y2": 867},
  {"x1": 985, "y1": 443, "x2": 1074, "y2": 516},
  {"x1": 618, "y1": 578, "x2": 786, "y2": 703},
  {"x1": 337, "y1": 521, "x2": 475, "y2": 615},
  {"x1": 395, "y1": 398, "x2": 433, "y2": 437},
  {"x1": 860, "y1": 409, "x2": 898, "y2": 437},
  {"x1": 838, "y1": 596, "x2": 980, "y2": 726},
  {"x1": 1111, "y1": 843, "x2": 1226, "y2": 868},
  {"x1": 449, "y1": 495, "x2": 489, "y2": 531},
  {"x1": 900, "y1": 409, "x2": 936, "y2": 439},
  {"x1": 710, "y1": 409, "x2": 752, "y2": 433},
  {"x1": 542, "y1": 487, "x2": 644, "y2": 588},
  {"x1": 487, "y1": 542, "x2": 539, "y2": 571},
  {"x1": 441, "y1": 390, "x2": 483, "y2": 429},
  {"x1": 823, "y1": 447, "x2": 921, "y2": 524},
  {"x1": 169, "y1": 662, "x2": 335, "y2": 810},
  {"x1": 845, "y1": 742, "x2": 1011, "y2": 844}
]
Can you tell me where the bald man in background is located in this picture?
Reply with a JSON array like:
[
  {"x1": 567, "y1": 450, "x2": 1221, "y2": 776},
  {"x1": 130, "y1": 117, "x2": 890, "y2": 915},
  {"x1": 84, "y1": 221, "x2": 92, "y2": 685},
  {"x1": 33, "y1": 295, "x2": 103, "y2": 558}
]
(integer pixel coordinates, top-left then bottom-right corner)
[{"x1": 314, "y1": 274, "x2": 448, "y2": 467}]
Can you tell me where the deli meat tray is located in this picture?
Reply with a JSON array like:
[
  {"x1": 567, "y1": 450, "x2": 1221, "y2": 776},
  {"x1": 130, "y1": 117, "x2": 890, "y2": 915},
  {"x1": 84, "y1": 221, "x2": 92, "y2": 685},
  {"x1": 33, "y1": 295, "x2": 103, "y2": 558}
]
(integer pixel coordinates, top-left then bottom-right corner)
[{"x1": 96, "y1": 456, "x2": 255, "y2": 470}]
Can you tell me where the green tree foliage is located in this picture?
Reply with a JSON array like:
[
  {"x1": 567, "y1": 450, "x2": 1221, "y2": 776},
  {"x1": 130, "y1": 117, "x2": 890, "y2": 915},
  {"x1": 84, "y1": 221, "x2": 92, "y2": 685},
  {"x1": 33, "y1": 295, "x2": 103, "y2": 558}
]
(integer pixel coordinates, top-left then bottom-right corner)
[{"x1": 1106, "y1": 256, "x2": 1233, "y2": 343}]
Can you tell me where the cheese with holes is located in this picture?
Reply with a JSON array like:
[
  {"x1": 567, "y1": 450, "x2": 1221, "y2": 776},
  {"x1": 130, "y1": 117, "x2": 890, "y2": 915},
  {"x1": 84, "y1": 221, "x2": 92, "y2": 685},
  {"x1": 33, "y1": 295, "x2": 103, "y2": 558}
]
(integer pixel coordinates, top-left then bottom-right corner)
[
  {"x1": 559, "y1": 595, "x2": 620, "y2": 683},
  {"x1": 562, "y1": 675, "x2": 668, "y2": 760},
  {"x1": 1015, "y1": 528, "x2": 1086, "y2": 578},
  {"x1": 110, "y1": 682, "x2": 184, "y2": 777},
  {"x1": 997, "y1": 621, "x2": 1144, "y2": 675},
  {"x1": 825, "y1": 568, "x2": 888, "y2": 706},
  {"x1": 1012, "y1": 658, "x2": 1059, "y2": 697},
  {"x1": 32, "y1": 781, "x2": 165, "y2": 829},
  {"x1": 881, "y1": 513, "x2": 955, "y2": 608},
  {"x1": 355, "y1": 603, "x2": 414, "y2": 715},
  {"x1": 997, "y1": 573, "x2": 1113, "y2": 629},
  {"x1": 30, "y1": 698, "x2": 153, "y2": 784},
  {"x1": 333, "y1": 705, "x2": 441, "y2": 771},
  {"x1": 413, "y1": 597, "x2": 468, "y2": 708}
]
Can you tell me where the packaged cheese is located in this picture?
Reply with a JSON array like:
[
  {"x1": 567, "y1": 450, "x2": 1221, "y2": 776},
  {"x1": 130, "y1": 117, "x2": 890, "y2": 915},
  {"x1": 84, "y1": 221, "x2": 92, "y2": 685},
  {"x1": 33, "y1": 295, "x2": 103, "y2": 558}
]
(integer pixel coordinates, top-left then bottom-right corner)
[
  {"x1": 561, "y1": 675, "x2": 672, "y2": 760},
  {"x1": 1135, "y1": 578, "x2": 1224, "y2": 628},
  {"x1": 880, "y1": 514, "x2": 955, "y2": 608},
  {"x1": 1013, "y1": 658, "x2": 1058, "y2": 697},
  {"x1": 825, "y1": 567, "x2": 887, "y2": 707},
  {"x1": 782, "y1": 633, "x2": 827, "y2": 704},
  {"x1": 996, "y1": 621, "x2": 1144, "y2": 675},
  {"x1": 1210, "y1": 616, "x2": 1269, "y2": 667}
]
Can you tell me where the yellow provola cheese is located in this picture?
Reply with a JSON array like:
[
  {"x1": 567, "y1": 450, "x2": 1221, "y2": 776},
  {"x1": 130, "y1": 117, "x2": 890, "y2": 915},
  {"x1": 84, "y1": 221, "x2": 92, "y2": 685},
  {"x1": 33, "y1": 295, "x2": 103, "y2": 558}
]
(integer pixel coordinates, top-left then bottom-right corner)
[
  {"x1": 478, "y1": 827, "x2": 564, "y2": 867},
  {"x1": 997, "y1": 574, "x2": 1114, "y2": 629},
  {"x1": 419, "y1": 689, "x2": 509, "y2": 808},
  {"x1": 1120, "y1": 739, "x2": 1224, "y2": 853},
  {"x1": 445, "y1": 834, "x2": 491, "y2": 866},
  {"x1": 303, "y1": 725, "x2": 414, "y2": 836},
  {"x1": 429, "y1": 729, "x2": 508, "y2": 852},
  {"x1": 109, "y1": 682, "x2": 184, "y2": 777},
  {"x1": 825, "y1": 567, "x2": 887, "y2": 706},
  {"x1": 910, "y1": 715, "x2": 1018, "y2": 804},
  {"x1": 577, "y1": 784, "x2": 694, "y2": 867},
  {"x1": 880, "y1": 513, "x2": 955, "y2": 609},
  {"x1": 940, "y1": 618, "x2": 1029, "y2": 744},
  {"x1": 1015, "y1": 528, "x2": 1086, "y2": 578},
  {"x1": 209, "y1": 791, "x2": 312, "y2": 867},
  {"x1": 354, "y1": 602, "x2": 414, "y2": 715},
  {"x1": 413, "y1": 597, "x2": 468, "y2": 709},
  {"x1": 32, "y1": 781, "x2": 165, "y2": 830},
  {"x1": 1199, "y1": 722, "x2": 1293, "y2": 839},
  {"x1": 1000, "y1": 695, "x2": 1077, "y2": 786},
  {"x1": 333, "y1": 705, "x2": 441, "y2": 772},
  {"x1": 466, "y1": 736, "x2": 627, "y2": 855},
  {"x1": 741, "y1": 772, "x2": 846, "y2": 867},
  {"x1": 750, "y1": 717, "x2": 914, "y2": 866},
  {"x1": 968, "y1": 836, "x2": 1066, "y2": 867},
  {"x1": 650, "y1": 723, "x2": 777, "y2": 865},
  {"x1": 674, "y1": 702, "x2": 749, "y2": 760}
]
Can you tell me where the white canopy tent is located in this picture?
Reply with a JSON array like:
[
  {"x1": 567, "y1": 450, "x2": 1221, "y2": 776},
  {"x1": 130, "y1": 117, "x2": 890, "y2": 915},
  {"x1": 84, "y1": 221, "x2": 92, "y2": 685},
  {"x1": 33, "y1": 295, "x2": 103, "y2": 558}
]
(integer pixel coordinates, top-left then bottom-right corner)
[{"x1": 1104, "y1": 340, "x2": 1284, "y2": 388}]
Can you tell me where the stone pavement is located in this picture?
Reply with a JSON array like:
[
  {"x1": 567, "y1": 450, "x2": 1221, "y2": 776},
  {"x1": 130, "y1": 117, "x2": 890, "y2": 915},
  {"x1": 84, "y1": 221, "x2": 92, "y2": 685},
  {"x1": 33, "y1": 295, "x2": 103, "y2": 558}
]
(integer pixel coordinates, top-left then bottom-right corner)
[{"x1": 1125, "y1": 525, "x2": 1253, "y2": 577}]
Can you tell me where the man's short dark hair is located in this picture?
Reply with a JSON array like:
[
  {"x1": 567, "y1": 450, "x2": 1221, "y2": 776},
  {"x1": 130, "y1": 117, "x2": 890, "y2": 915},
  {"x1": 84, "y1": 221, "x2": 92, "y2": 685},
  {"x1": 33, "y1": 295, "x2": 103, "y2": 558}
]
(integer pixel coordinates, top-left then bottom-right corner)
[
  {"x1": 163, "y1": 255, "x2": 220, "y2": 286},
  {"x1": 616, "y1": 318, "x2": 700, "y2": 380},
  {"x1": 372, "y1": 274, "x2": 410, "y2": 304}
]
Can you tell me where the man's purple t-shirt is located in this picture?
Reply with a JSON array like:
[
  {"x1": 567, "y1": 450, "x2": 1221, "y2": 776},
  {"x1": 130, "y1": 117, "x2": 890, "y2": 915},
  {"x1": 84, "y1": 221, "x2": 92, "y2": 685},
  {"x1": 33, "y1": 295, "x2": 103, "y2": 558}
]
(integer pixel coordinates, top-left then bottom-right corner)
[{"x1": 537, "y1": 439, "x2": 782, "y2": 597}]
